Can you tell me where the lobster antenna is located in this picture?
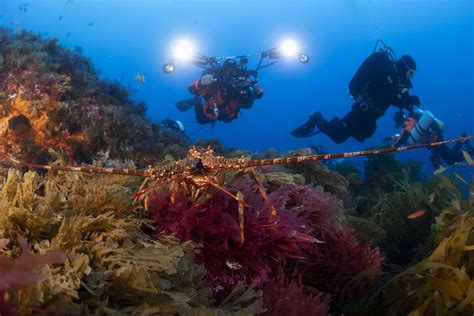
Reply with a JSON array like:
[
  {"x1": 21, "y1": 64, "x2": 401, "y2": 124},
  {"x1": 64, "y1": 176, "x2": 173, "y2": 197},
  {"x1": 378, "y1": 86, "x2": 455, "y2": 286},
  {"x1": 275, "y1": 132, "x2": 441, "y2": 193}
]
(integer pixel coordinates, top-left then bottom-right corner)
[
  {"x1": 243, "y1": 136, "x2": 474, "y2": 168},
  {"x1": 0, "y1": 152, "x2": 148, "y2": 177}
]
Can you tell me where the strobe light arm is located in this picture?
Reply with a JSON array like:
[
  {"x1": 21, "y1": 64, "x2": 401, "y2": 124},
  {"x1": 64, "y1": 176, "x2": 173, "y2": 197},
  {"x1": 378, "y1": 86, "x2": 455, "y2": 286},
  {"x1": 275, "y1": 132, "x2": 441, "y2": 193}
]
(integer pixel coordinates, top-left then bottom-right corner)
[{"x1": 163, "y1": 53, "x2": 215, "y2": 74}]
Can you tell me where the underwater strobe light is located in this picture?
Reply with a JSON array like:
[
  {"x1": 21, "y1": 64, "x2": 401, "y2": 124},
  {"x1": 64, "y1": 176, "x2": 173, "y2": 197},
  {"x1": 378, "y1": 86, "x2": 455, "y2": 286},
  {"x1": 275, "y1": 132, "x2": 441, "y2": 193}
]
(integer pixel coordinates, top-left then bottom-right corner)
[
  {"x1": 279, "y1": 39, "x2": 299, "y2": 58},
  {"x1": 171, "y1": 39, "x2": 196, "y2": 62},
  {"x1": 269, "y1": 38, "x2": 309, "y2": 63},
  {"x1": 163, "y1": 39, "x2": 198, "y2": 74}
]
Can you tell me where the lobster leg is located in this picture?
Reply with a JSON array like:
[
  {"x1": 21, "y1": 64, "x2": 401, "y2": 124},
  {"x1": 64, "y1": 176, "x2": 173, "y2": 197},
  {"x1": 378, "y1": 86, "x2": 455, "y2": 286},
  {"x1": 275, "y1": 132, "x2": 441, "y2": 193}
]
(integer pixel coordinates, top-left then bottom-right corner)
[
  {"x1": 204, "y1": 177, "x2": 250, "y2": 245},
  {"x1": 246, "y1": 168, "x2": 277, "y2": 217},
  {"x1": 236, "y1": 191, "x2": 245, "y2": 245},
  {"x1": 204, "y1": 178, "x2": 250, "y2": 208},
  {"x1": 133, "y1": 177, "x2": 179, "y2": 200}
]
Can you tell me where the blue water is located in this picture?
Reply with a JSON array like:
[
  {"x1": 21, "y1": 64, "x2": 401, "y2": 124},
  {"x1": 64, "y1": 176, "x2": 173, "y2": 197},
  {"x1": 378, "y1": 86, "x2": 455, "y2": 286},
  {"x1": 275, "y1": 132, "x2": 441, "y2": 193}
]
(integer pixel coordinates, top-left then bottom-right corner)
[{"x1": 1, "y1": 0, "x2": 473, "y2": 165}]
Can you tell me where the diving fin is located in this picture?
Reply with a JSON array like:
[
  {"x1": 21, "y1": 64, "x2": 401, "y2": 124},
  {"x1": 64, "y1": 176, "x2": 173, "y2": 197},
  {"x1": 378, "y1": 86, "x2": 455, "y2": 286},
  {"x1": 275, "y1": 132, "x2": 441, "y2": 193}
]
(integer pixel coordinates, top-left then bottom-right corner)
[{"x1": 290, "y1": 113, "x2": 323, "y2": 138}]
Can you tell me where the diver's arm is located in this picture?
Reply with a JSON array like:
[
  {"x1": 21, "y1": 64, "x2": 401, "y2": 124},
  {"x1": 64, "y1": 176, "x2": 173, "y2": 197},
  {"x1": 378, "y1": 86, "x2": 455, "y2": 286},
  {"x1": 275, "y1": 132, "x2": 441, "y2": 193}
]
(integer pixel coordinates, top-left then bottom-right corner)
[
  {"x1": 392, "y1": 92, "x2": 420, "y2": 113},
  {"x1": 188, "y1": 81, "x2": 201, "y2": 95}
]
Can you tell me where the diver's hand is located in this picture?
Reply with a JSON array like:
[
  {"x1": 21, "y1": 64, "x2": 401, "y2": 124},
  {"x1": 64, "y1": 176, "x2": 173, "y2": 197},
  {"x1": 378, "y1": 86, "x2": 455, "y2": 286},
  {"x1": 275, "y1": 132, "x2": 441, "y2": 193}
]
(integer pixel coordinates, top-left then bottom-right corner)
[{"x1": 393, "y1": 110, "x2": 407, "y2": 128}]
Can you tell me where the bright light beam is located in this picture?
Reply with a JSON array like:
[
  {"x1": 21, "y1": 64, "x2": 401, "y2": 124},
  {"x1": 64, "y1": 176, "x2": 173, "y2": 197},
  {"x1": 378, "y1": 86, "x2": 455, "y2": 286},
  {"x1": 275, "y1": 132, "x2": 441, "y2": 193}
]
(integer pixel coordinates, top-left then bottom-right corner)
[
  {"x1": 279, "y1": 39, "x2": 299, "y2": 58},
  {"x1": 171, "y1": 39, "x2": 196, "y2": 62}
]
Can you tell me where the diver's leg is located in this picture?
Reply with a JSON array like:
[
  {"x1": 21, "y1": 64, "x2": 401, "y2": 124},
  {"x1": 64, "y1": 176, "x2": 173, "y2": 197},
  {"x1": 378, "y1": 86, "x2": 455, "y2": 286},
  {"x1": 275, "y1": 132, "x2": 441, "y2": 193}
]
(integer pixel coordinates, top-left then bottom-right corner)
[
  {"x1": 463, "y1": 137, "x2": 474, "y2": 155},
  {"x1": 351, "y1": 118, "x2": 377, "y2": 142},
  {"x1": 319, "y1": 116, "x2": 353, "y2": 144},
  {"x1": 435, "y1": 144, "x2": 459, "y2": 165},
  {"x1": 337, "y1": 105, "x2": 378, "y2": 143},
  {"x1": 451, "y1": 141, "x2": 464, "y2": 155}
]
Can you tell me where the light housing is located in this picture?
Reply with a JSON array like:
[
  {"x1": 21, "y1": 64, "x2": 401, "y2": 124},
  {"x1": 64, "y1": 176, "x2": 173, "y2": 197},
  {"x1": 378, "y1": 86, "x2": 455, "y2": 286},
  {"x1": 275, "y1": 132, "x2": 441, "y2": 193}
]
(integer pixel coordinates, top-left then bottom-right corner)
[
  {"x1": 298, "y1": 53, "x2": 309, "y2": 63},
  {"x1": 163, "y1": 63, "x2": 175, "y2": 73}
]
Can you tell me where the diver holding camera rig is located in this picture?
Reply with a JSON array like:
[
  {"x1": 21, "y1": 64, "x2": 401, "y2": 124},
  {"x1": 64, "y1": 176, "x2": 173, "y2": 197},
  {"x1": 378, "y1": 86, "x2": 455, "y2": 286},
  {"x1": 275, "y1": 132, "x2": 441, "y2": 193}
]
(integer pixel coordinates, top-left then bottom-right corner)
[
  {"x1": 176, "y1": 56, "x2": 263, "y2": 126},
  {"x1": 167, "y1": 44, "x2": 309, "y2": 127}
]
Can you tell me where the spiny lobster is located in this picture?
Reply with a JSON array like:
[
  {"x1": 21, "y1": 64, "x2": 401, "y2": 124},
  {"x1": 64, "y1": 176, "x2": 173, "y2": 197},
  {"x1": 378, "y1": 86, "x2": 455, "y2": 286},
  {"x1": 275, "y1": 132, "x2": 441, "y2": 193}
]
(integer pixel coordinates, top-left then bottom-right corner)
[{"x1": 1, "y1": 136, "x2": 473, "y2": 243}]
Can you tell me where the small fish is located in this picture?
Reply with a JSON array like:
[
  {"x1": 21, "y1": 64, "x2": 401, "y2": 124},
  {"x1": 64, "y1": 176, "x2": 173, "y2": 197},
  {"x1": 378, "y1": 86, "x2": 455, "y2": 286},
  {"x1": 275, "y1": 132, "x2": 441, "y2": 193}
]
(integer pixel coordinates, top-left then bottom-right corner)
[
  {"x1": 88, "y1": 22, "x2": 94, "y2": 26},
  {"x1": 134, "y1": 74, "x2": 145, "y2": 84},
  {"x1": 59, "y1": 16, "x2": 63, "y2": 21},
  {"x1": 406, "y1": 209, "x2": 427, "y2": 219},
  {"x1": 66, "y1": 32, "x2": 70, "y2": 37}
]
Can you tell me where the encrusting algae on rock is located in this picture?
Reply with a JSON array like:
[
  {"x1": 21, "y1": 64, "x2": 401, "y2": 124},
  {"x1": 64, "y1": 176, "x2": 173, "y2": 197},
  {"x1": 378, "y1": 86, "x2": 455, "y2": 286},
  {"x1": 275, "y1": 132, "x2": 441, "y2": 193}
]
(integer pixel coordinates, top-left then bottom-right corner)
[{"x1": 0, "y1": 28, "x2": 189, "y2": 167}]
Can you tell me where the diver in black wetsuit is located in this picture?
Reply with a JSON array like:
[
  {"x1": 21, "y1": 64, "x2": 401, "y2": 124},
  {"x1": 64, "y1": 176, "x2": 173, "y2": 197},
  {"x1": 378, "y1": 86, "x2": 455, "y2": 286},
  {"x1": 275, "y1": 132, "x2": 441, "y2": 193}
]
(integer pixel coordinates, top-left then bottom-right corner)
[
  {"x1": 429, "y1": 134, "x2": 474, "y2": 167},
  {"x1": 291, "y1": 46, "x2": 420, "y2": 144}
]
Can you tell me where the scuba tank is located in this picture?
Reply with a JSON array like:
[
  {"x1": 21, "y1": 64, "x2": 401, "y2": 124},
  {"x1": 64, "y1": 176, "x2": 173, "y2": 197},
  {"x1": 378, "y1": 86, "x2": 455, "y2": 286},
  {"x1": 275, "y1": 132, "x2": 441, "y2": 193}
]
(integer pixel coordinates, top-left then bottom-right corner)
[
  {"x1": 406, "y1": 110, "x2": 435, "y2": 145},
  {"x1": 392, "y1": 109, "x2": 444, "y2": 147}
]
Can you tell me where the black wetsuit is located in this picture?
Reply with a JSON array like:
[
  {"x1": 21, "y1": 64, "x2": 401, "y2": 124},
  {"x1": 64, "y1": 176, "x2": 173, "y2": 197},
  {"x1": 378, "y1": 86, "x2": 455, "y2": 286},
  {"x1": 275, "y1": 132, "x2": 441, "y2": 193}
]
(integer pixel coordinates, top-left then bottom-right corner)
[
  {"x1": 429, "y1": 136, "x2": 474, "y2": 166},
  {"x1": 317, "y1": 52, "x2": 417, "y2": 143}
]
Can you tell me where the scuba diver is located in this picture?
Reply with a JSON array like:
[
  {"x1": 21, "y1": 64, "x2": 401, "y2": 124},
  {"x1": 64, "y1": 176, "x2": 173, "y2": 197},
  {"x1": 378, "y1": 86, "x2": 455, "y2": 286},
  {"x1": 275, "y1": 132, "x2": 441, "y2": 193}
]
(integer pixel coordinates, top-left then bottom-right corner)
[
  {"x1": 165, "y1": 41, "x2": 309, "y2": 127},
  {"x1": 391, "y1": 108, "x2": 474, "y2": 167},
  {"x1": 291, "y1": 41, "x2": 421, "y2": 144},
  {"x1": 176, "y1": 58, "x2": 263, "y2": 126},
  {"x1": 161, "y1": 118, "x2": 185, "y2": 134}
]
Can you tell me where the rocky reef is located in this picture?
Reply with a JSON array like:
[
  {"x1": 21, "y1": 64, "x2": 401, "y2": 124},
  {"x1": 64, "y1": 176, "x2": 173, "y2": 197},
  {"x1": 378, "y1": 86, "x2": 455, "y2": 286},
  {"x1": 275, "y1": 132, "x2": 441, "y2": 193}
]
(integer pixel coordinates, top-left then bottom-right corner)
[{"x1": 0, "y1": 28, "x2": 188, "y2": 167}]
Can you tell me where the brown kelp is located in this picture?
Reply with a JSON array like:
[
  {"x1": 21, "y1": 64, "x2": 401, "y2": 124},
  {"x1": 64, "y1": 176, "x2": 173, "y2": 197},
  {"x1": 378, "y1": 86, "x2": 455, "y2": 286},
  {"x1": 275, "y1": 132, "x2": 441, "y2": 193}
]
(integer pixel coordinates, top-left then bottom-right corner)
[
  {"x1": 380, "y1": 213, "x2": 474, "y2": 315},
  {"x1": 348, "y1": 158, "x2": 458, "y2": 265}
]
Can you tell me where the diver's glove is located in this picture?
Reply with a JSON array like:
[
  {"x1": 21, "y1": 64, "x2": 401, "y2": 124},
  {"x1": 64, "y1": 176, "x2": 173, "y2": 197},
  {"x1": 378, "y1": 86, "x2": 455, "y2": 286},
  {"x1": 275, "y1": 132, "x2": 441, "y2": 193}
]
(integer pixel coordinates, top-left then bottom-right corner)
[
  {"x1": 290, "y1": 112, "x2": 323, "y2": 138},
  {"x1": 408, "y1": 95, "x2": 420, "y2": 106},
  {"x1": 393, "y1": 110, "x2": 408, "y2": 128},
  {"x1": 402, "y1": 95, "x2": 420, "y2": 112}
]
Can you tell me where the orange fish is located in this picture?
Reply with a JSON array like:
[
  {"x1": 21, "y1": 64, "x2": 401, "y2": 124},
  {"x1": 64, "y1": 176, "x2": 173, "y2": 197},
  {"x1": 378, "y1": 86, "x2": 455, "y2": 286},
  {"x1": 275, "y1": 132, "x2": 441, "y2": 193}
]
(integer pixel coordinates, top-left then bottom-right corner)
[{"x1": 406, "y1": 209, "x2": 427, "y2": 219}]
